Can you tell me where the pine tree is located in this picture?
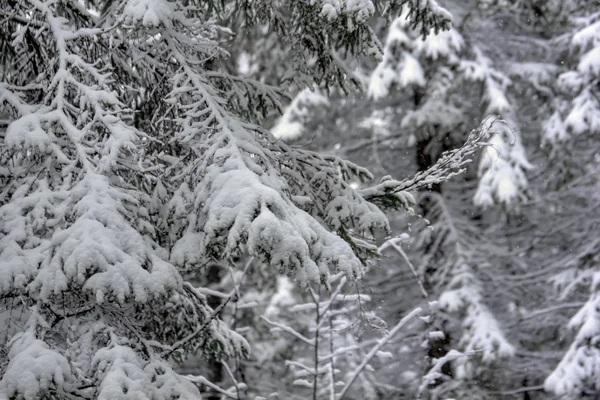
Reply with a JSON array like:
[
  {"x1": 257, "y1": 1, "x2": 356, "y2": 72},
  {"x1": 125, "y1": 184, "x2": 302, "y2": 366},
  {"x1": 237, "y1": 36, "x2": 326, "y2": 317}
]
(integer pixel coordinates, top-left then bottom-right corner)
[
  {"x1": 542, "y1": 2, "x2": 600, "y2": 396},
  {"x1": 0, "y1": 0, "x2": 456, "y2": 398},
  {"x1": 365, "y1": 12, "x2": 523, "y2": 397}
]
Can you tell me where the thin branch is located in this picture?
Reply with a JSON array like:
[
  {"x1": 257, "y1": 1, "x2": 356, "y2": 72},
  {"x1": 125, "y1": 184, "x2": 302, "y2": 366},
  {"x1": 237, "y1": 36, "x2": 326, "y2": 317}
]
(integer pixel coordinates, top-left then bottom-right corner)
[
  {"x1": 186, "y1": 375, "x2": 238, "y2": 399},
  {"x1": 337, "y1": 307, "x2": 423, "y2": 399},
  {"x1": 262, "y1": 315, "x2": 316, "y2": 346},
  {"x1": 222, "y1": 361, "x2": 242, "y2": 400},
  {"x1": 385, "y1": 238, "x2": 428, "y2": 298},
  {"x1": 310, "y1": 286, "x2": 320, "y2": 400},
  {"x1": 165, "y1": 258, "x2": 254, "y2": 358}
]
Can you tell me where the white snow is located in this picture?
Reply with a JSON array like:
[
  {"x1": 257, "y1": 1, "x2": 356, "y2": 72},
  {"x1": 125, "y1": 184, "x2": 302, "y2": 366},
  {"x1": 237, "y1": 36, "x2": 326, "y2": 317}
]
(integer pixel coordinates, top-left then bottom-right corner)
[
  {"x1": 578, "y1": 46, "x2": 600, "y2": 77},
  {"x1": 460, "y1": 50, "x2": 533, "y2": 208},
  {"x1": 474, "y1": 123, "x2": 531, "y2": 208},
  {"x1": 545, "y1": 276, "x2": 600, "y2": 396},
  {"x1": 272, "y1": 87, "x2": 328, "y2": 141},
  {"x1": 93, "y1": 344, "x2": 199, "y2": 399},
  {"x1": 123, "y1": 0, "x2": 176, "y2": 26},
  {"x1": 439, "y1": 262, "x2": 515, "y2": 370},
  {"x1": 415, "y1": 28, "x2": 464, "y2": 60},
  {"x1": 28, "y1": 173, "x2": 181, "y2": 303},
  {"x1": 0, "y1": 330, "x2": 73, "y2": 399},
  {"x1": 368, "y1": 17, "x2": 428, "y2": 100},
  {"x1": 5, "y1": 114, "x2": 51, "y2": 151},
  {"x1": 564, "y1": 89, "x2": 600, "y2": 135},
  {"x1": 572, "y1": 20, "x2": 600, "y2": 50},
  {"x1": 319, "y1": 0, "x2": 375, "y2": 23}
]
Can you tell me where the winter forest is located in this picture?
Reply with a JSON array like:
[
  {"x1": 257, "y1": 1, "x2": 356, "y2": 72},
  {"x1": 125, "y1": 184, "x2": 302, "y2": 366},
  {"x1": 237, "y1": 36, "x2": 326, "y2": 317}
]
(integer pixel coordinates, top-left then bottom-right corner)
[{"x1": 1, "y1": 0, "x2": 600, "y2": 398}]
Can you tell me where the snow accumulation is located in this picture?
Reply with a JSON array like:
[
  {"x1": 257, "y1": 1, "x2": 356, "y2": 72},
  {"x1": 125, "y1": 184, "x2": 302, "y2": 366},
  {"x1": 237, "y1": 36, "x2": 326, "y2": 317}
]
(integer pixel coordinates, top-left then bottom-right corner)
[
  {"x1": 414, "y1": 28, "x2": 464, "y2": 61},
  {"x1": 462, "y1": 52, "x2": 532, "y2": 208},
  {"x1": 32, "y1": 173, "x2": 180, "y2": 303},
  {"x1": 474, "y1": 123, "x2": 531, "y2": 208},
  {"x1": 123, "y1": 0, "x2": 176, "y2": 25},
  {"x1": 440, "y1": 262, "x2": 515, "y2": 371},
  {"x1": 272, "y1": 87, "x2": 328, "y2": 141},
  {"x1": 319, "y1": 0, "x2": 375, "y2": 24},
  {"x1": 0, "y1": 330, "x2": 72, "y2": 399},
  {"x1": 93, "y1": 345, "x2": 199, "y2": 399},
  {"x1": 368, "y1": 17, "x2": 427, "y2": 100},
  {"x1": 545, "y1": 277, "x2": 600, "y2": 396},
  {"x1": 5, "y1": 114, "x2": 51, "y2": 151},
  {"x1": 545, "y1": 18, "x2": 600, "y2": 142}
]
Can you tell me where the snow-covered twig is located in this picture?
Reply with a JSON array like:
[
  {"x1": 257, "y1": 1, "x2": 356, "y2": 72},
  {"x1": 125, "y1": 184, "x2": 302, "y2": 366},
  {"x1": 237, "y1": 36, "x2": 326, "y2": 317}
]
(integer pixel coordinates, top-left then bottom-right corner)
[
  {"x1": 186, "y1": 374, "x2": 238, "y2": 399},
  {"x1": 262, "y1": 315, "x2": 316, "y2": 346},
  {"x1": 417, "y1": 349, "x2": 468, "y2": 398},
  {"x1": 336, "y1": 307, "x2": 423, "y2": 399}
]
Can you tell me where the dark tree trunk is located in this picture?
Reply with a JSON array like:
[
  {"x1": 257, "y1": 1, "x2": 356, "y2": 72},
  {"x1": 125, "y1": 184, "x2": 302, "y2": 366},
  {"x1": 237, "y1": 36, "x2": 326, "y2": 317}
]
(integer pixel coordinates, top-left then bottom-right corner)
[{"x1": 205, "y1": 264, "x2": 224, "y2": 400}]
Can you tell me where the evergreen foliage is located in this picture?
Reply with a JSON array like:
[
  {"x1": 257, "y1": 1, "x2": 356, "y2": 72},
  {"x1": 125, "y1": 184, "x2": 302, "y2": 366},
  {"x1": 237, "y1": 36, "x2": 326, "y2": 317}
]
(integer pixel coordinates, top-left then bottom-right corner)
[{"x1": 2, "y1": 0, "x2": 600, "y2": 398}]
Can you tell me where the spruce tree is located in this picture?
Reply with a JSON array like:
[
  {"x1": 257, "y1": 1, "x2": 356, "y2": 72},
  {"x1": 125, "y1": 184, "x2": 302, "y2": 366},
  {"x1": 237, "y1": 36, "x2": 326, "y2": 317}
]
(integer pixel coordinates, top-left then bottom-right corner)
[{"x1": 0, "y1": 0, "x2": 455, "y2": 398}]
